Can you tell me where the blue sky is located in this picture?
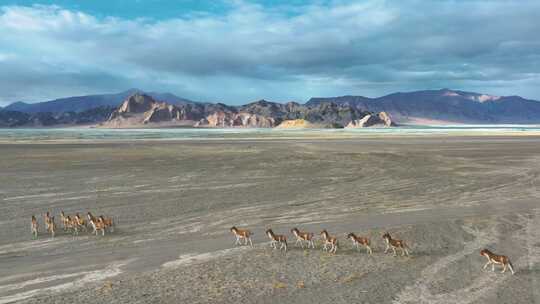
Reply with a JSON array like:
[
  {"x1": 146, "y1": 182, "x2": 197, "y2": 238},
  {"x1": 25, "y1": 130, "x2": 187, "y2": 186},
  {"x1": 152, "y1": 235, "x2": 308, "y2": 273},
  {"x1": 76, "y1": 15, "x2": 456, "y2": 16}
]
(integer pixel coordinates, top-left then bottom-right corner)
[{"x1": 0, "y1": 0, "x2": 539, "y2": 105}]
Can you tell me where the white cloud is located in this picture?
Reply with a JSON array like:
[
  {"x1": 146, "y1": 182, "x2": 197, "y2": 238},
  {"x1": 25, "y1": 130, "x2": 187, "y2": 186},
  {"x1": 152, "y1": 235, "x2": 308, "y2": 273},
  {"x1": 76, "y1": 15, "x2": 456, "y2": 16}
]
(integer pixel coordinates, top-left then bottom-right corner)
[{"x1": 0, "y1": 0, "x2": 539, "y2": 105}]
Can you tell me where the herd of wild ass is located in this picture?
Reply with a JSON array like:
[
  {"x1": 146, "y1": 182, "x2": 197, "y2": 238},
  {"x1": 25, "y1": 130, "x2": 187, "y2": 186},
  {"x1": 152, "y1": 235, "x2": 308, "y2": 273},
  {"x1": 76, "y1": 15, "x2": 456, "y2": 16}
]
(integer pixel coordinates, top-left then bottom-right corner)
[
  {"x1": 230, "y1": 226, "x2": 516, "y2": 275},
  {"x1": 29, "y1": 214, "x2": 514, "y2": 275},
  {"x1": 30, "y1": 211, "x2": 115, "y2": 238}
]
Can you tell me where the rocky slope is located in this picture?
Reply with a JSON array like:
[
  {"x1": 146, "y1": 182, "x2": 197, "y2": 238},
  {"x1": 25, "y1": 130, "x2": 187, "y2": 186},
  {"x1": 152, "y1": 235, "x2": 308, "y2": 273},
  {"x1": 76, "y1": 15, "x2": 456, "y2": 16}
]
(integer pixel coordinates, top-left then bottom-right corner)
[
  {"x1": 103, "y1": 94, "x2": 388, "y2": 128},
  {"x1": 103, "y1": 94, "x2": 194, "y2": 127},
  {"x1": 346, "y1": 112, "x2": 394, "y2": 128},
  {"x1": 0, "y1": 106, "x2": 115, "y2": 127}
]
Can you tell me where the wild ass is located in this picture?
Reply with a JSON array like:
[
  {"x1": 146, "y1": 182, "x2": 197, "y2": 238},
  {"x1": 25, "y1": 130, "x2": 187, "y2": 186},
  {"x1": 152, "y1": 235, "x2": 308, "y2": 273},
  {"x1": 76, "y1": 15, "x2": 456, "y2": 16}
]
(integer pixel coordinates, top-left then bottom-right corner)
[
  {"x1": 291, "y1": 227, "x2": 315, "y2": 249},
  {"x1": 31, "y1": 215, "x2": 38, "y2": 239},
  {"x1": 347, "y1": 233, "x2": 372, "y2": 254},
  {"x1": 230, "y1": 226, "x2": 253, "y2": 247},
  {"x1": 382, "y1": 232, "x2": 409, "y2": 256},
  {"x1": 320, "y1": 230, "x2": 338, "y2": 253},
  {"x1": 480, "y1": 249, "x2": 515, "y2": 275},
  {"x1": 266, "y1": 229, "x2": 288, "y2": 251}
]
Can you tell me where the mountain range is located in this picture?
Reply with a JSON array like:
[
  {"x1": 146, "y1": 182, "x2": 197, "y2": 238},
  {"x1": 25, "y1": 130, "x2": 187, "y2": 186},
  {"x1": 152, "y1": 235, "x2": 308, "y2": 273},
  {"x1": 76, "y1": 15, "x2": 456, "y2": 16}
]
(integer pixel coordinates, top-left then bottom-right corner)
[
  {"x1": 3, "y1": 89, "x2": 193, "y2": 114},
  {"x1": 1, "y1": 88, "x2": 540, "y2": 128}
]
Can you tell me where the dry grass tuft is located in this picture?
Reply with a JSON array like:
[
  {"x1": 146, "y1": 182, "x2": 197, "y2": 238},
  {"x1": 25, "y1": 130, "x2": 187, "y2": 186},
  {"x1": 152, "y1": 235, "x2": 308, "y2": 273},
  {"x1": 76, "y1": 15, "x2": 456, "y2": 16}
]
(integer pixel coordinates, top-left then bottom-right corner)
[
  {"x1": 98, "y1": 281, "x2": 114, "y2": 293},
  {"x1": 341, "y1": 272, "x2": 365, "y2": 284},
  {"x1": 273, "y1": 281, "x2": 287, "y2": 289}
]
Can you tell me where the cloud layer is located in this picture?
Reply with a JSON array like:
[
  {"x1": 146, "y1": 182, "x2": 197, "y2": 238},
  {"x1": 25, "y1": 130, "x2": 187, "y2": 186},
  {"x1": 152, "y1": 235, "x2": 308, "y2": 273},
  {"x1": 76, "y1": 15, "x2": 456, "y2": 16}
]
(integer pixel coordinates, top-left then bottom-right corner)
[{"x1": 1, "y1": 1, "x2": 539, "y2": 105}]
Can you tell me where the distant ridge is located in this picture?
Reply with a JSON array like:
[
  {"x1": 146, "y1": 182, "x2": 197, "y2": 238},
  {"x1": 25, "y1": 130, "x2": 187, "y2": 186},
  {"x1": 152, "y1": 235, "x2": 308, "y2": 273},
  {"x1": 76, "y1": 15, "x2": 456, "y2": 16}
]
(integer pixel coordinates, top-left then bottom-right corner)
[
  {"x1": 2, "y1": 88, "x2": 540, "y2": 127},
  {"x1": 307, "y1": 89, "x2": 540, "y2": 124},
  {"x1": 3, "y1": 89, "x2": 194, "y2": 114}
]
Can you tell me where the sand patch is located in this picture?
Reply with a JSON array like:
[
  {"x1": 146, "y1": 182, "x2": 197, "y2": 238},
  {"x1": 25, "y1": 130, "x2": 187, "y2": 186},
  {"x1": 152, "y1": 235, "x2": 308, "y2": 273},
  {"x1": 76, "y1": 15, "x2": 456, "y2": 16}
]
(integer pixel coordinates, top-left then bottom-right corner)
[
  {"x1": 0, "y1": 260, "x2": 132, "y2": 304},
  {"x1": 162, "y1": 246, "x2": 253, "y2": 268}
]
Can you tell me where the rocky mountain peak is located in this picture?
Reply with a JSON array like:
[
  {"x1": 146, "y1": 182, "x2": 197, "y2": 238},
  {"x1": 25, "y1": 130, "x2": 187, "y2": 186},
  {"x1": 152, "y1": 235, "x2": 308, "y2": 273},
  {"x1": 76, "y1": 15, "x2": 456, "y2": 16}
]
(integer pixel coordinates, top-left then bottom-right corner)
[{"x1": 118, "y1": 93, "x2": 156, "y2": 114}]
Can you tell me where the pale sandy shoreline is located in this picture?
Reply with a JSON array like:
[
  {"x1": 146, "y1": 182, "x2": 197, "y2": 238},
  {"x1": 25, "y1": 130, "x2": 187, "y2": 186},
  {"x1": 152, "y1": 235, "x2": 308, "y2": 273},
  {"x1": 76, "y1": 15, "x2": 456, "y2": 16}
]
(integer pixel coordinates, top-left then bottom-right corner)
[{"x1": 2, "y1": 130, "x2": 540, "y2": 145}]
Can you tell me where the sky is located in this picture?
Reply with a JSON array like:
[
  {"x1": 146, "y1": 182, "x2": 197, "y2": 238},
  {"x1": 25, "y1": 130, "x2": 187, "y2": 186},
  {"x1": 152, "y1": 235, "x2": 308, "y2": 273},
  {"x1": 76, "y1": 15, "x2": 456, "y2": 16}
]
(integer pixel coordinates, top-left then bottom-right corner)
[{"x1": 0, "y1": 0, "x2": 539, "y2": 105}]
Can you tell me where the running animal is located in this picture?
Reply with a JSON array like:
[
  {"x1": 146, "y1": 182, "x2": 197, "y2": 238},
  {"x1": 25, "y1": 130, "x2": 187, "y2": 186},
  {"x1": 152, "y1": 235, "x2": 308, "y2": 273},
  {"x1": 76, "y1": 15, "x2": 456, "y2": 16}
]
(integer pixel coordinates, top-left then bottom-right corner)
[
  {"x1": 382, "y1": 232, "x2": 409, "y2": 256},
  {"x1": 31, "y1": 215, "x2": 39, "y2": 239},
  {"x1": 230, "y1": 226, "x2": 253, "y2": 247},
  {"x1": 320, "y1": 230, "x2": 338, "y2": 253},
  {"x1": 266, "y1": 229, "x2": 288, "y2": 251},
  {"x1": 291, "y1": 227, "x2": 315, "y2": 249},
  {"x1": 74, "y1": 213, "x2": 88, "y2": 233},
  {"x1": 99, "y1": 215, "x2": 115, "y2": 232},
  {"x1": 43, "y1": 211, "x2": 52, "y2": 231},
  {"x1": 46, "y1": 216, "x2": 56, "y2": 238},
  {"x1": 89, "y1": 217, "x2": 106, "y2": 236},
  {"x1": 480, "y1": 249, "x2": 515, "y2": 275},
  {"x1": 347, "y1": 233, "x2": 372, "y2": 255},
  {"x1": 60, "y1": 211, "x2": 70, "y2": 231}
]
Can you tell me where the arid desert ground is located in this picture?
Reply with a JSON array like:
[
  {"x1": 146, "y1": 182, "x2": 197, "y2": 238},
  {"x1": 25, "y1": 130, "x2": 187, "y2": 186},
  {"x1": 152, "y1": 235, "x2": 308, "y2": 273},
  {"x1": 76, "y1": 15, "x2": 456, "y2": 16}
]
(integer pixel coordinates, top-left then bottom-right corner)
[{"x1": 1, "y1": 135, "x2": 539, "y2": 303}]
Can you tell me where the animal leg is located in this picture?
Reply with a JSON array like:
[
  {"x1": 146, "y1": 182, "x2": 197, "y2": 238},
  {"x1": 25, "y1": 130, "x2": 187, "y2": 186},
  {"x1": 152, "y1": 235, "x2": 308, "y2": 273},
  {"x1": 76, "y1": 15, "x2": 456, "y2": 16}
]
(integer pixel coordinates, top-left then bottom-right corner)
[
  {"x1": 508, "y1": 263, "x2": 515, "y2": 275},
  {"x1": 384, "y1": 244, "x2": 390, "y2": 254},
  {"x1": 483, "y1": 261, "x2": 491, "y2": 270},
  {"x1": 491, "y1": 263, "x2": 495, "y2": 272},
  {"x1": 367, "y1": 246, "x2": 372, "y2": 255},
  {"x1": 248, "y1": 237, "x2": 253, "y2": 247},
  {"x1": 392, "y1": 246, "x2": 397, "y2": 256},
  {"x1": 502, "y1": 264, "x2": 507, "y2": 273}
]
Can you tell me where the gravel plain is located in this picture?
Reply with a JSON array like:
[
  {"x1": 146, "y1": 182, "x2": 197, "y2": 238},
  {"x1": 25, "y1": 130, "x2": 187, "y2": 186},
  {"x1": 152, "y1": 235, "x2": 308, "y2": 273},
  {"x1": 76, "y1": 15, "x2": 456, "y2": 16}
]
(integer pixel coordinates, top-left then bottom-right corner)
[{"x1": 0, "y1": 135, "x2": 539, "y2": 303}]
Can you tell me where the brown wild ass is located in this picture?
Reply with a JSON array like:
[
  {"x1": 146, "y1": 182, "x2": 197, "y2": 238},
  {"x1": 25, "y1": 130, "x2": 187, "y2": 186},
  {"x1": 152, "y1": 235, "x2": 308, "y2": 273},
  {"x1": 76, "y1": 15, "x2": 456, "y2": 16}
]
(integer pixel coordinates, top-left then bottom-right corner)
[
  {"x1": 230, "y1": 226, "x2": 253, "y2": 247},
  {"x1": 46, "y1": 216, "x2": 56, "y2": 238},
  {"x1": 89, "y1": 217, "x2": 106, "y2": 236},
  {"x1": 347, "y1": 233, "x2": 372, "y2": 254},
  {"x1": 382, "y1": 232, "x2": 409, "y2": 256},
  {"x1": 320, "y1": 230, "x2": 338, "y2": 253},
  {"x1": 266, "y1": 229, "x2": 288, "y2": 251},
  {"x1": 31, "y1": 215, "x2": 38, "y2": 239},
  {"x1": 480, "y1": 249, "x2": 515, "y2": 274},
  {"x1": 291, "y1": 227, "x2": 315, "y2": 249}
]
